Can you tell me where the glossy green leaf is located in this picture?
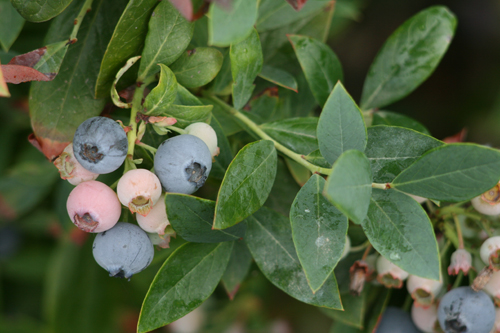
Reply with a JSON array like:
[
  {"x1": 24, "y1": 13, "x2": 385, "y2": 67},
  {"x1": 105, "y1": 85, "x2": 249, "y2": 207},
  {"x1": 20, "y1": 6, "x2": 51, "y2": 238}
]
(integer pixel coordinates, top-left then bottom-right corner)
[
  {"x1": 362, "y1": 189, "x2": 440, "y2": 280},
  {"x1": 259, "y1": 65, "x2": 297, "y2": 92},
  {"x1": 29, "y1": 0, "x2": 128, "y2": 159},
  {"x1": 324, "y1": 150, "x2": 372, "y2": 224},
  {"x1": 138, "y1": 242, "x2": 233, "y2": 333},
  {"x1": 95, "y1": 0, "x2": 158, "y2": 98},
  {"x1": 264, "y1": 158, "x2": 301, "y2": 217},
  {"x1": 208, "y1": 0, "x2": 258, "y2": 47},
  {"x1": 245, "y1": 206, "x2": 342, "y2": 309},
  {"x1": 143, "y1": 64, "x2": 177, "y2": 115},
  {"x1": 304, "y1": 149, "x2": 331, "y2": 168},
  {"x1": 285, "y1": 158, "x2": 311, "y2": 187},
  {"x1": 214, "y1": 140, "x2": 277, "y2": 230},
  {"x1": 288, "y1": 35, "x2": 343, "y2": 106},
  {"x1": 371, "y1": 111, "x2": 430, "y2": 135},
  {"x1": 11, "y1": 0, "x2": 73, "y2": 22},
  {"x1": 391, "y1": 143, "x2": 500, "y2": 202},
  {"x1": 261, "y1": 117, "x2": 318, "y2": 155},
  {"x1": 360, "y1": 6, "x2": 457, "y2": 109},
  {"x1": 210, "y1": 50, "x2": 233, "y2": 96},
  {"x1": 256, "y1": 0, "x2": 330, "y2": 32},
  {"x1": 230, "y1": 28, "x2": 263, "y2": 110},
  {"x1": 165, "y1": 194, "x2": 245, "y2": 243},
  {"x1": 170, "y1": 47, "x2": 223, "y2": 88},
  {"x1": 0, "y1": 0, "x2": 24, "y2": 51},
  {"x1": 174, "y1": 83, "x2": 203, "y2": 105},
  {"x1": 221, "y1": 240, "x2": 252, "y2": 299},
  {"x1": 210, "y1": 116, "x2": 233, "y2": 180},
  {"x1": 290, "y1": 175, "x2": 348, "y2": 292},
  {"x1": 155, "y1": 104, "x2": 212, "y2": 128},
  {"x1": 366, "y1": 126, "x2": 444, "y2": 183},
  {"x1": 245, "y1": 91, "x2": 279, "y2": 125},
  {"x1": 322, "y1": 289, "x2": 368, "y2": 329},
  {"x1": 138, "y1": 0, "x2": 194, "y2": 80},
  {"x1": 317, "y1": 82, "x2": 367, "y2": 165}
]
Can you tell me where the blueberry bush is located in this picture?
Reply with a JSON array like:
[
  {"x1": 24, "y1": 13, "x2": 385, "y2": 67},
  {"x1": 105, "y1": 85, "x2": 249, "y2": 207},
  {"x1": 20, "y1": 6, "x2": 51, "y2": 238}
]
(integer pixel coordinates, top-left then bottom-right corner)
[{"x1": 2, "y1": 0, "x2": 500, "y2": 332}]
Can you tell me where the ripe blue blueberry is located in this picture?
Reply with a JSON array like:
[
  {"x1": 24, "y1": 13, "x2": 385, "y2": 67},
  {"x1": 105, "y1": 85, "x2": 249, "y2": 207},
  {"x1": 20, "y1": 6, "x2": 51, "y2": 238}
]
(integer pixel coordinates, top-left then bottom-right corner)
[
  {"x1": 437, "y1": 286, "x2": 495, "y2": 333},
  {"x1": 73, "y1": 116, "x2": 128, "y2": 174},
  {"x1": 92, "y1": 222, "x2": 154, "y2": 279},
  {"x1": 375, "y1": 307, "x2": 420, "y2": 333},
  {"x1": 154, "y1": 134, "x2": 212, "y2": 194}
]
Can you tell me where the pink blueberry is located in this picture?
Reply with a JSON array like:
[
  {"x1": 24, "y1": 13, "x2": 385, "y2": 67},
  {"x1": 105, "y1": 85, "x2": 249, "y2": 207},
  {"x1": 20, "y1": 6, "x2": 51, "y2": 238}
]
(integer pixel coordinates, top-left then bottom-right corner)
[
  {"x1": 411, "y1": 302, "x2": 438, "y2": 333},
  {"x1": 117, "y1": 169, "x2": 162, "y2": 217},
  {"x1": 53, "y1": 143, "x2": 99, "y2": 185},
  {"x1": 137, "y1": 194, "x2": 170, "y2": 235},
  {"x1": 66, "y1": 180, "x2": 121, "y2": 233}
]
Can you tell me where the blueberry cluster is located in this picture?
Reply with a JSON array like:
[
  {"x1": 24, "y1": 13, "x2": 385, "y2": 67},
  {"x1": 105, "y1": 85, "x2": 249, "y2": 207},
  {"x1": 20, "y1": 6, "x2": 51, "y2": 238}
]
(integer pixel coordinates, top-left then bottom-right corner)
[{"x1": 54, "y1": 116, "x2": 217, "y2": 279}]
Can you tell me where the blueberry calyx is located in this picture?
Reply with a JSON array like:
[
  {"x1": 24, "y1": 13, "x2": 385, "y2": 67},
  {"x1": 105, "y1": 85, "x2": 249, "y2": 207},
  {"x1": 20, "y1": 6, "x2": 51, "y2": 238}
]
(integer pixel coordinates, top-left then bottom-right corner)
[
  {"x1": 74, "y1": 213, "x2": 99, "y2": 232},
  {"x1": 80, "y1": 143, "x2": 104, "y2": 164},
  {"x1": 186, "y1": 162, "x2": 207, "y2": 188}
]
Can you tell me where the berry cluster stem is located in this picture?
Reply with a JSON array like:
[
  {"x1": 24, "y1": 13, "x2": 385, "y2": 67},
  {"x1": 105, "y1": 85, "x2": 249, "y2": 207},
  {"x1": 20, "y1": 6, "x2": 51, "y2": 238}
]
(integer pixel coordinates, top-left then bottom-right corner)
[
  {"x1": 453, "y1": 214, "x2": 465, "y2": 249},
  {"x1": 69, "y1": 0, "x2": 94, "y2": 42}
]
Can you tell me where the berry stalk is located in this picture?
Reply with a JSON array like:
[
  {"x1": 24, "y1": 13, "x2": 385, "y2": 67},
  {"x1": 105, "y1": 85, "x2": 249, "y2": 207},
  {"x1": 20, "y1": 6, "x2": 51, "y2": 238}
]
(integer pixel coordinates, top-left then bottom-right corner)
[{"x1": 69, "y1": 0, "x2": 94, "y2": 42}]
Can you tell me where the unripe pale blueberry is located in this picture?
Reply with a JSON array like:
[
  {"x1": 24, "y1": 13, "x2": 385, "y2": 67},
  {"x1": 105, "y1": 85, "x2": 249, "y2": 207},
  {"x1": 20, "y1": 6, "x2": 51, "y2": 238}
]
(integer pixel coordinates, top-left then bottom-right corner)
[
  {"x1": 66, "y1": 180, "x2": 121, "y2": 233},
  {"x1": 472, "y1": 182, "x2": 500, "y2": 216},
  {"x1": 168, "y1": 307, "x2": 205, "y2": 333},
  {"x1": 93, "y1": 222, "x2": 154, "y2": 279},
  {"x1": 375, "y1": 306, "x2": 420, "y2": 333},
  {"x1": 409, "y1": 194, "x2": 427, "y2": 204},
  {"x1": 484, "y1": 271, "x2": 500, "y2": 306},
  {"x1": 448, "y1": 249, "x2": 472, "y2": 276},
  {"x1": 53, "y1": 143, "x2": 99, "y2": 185},
  {"x1": 154, "y1": 134, "x2": 212, "y2": 194},
  {"x1": 481, "y1": 236, "x2": 500, "y2": 270},
  {"x1": 438, "y1": 286, "x2": 495, "y2": 333},
  {"x1": 73, "y1": 116, "x2": 128, "y2": 174},
  {"x1": 184, "y1": 122, "x2": 218, "y2": 157},
  {"x1": 117, "y1": 169, "x2": 162, "y2": 216},
  {"x1": 407, "y1": 275, "x2": 443, "y2": 307},
  {"x1": 411, "y1": 303, "x2": 438, "y2": 333},
  {"x1": 340, "y1": 235, "x2": 351, "y2": 260},
  {"x1": 376, "y1": 255, "x2": 409, "y2": 288},
  {"x1": 137, "y1": 194, "x2": 170, "y2": 235}
]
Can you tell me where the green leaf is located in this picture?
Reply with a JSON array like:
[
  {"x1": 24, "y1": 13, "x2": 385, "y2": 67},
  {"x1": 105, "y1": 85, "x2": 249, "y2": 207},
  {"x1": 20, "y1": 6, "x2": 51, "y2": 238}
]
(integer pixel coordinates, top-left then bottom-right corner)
[
  {"x1": 360, "y1": 6, "x2": 457, "y2": 109},
  {"x1": 138, "y1": 0, "x2": 194, "y2": 80},
  {"x1": 366, "y1": 126, "x2": 444, "y2": 183},
  {"x1": 261, "y1": 117, "x2": 318, "y2": 155},
  {"x1": 362, "y1": 189, "x2": 440, "y2": 280},
  {"x1": 207, "y1": 98, "x2": 242, "y2": 136},
  {"x1": 156, "y1": 104, "x2": 212, "y2": 128},
  {"x1": 290, "y1": 175, "x2": 348, "y2": 292},
  {"x1": 329, "y1": 321, "x2": 362, "y2": 333},
  {"x1": 110, "y1": 55, "x2": 141, "y2": 108},
  {"x1": 214, "y1": 140, "x2": 277, "y2": 229},
  {"x1": 322, "y1": 289, "x2": 368, "y2": 329},
  {"x1": 304, "y1": 149, "x2": 331, "y2": 168},
  {"x1": 165, "y1": 194, "x2": 245, "y2": 243},
  {"x1": 259, "y1": 65, "x2": 297, "y2": 92},
  {"x1": 230, "y1": 28, "x2": 263, "y2": 110},
  {"x1": 324, "y1": 150, "x2": 372, "y2": 224},
  {"x1": 0, "y1": 0, "x2": 24, "y2": 51},
  {"x1": 170, "y1": 47, "x2": 223, "y2": 88},
  {"x1": 95, "y1": 0, "x2": 158, "y2": 98},
  {"x1": 364, "y1": 287, "x2": 391, "y2": 333},
  {"x1": 208, "y1": 0, "x2": 258, "y2": 47},
  {"x1": 371, "y1": 111, "x2": 430, "y2": 135},
  {"x1": 288, "y1": 35, "x2": 343, "y2": 106},
  {"x1": 11, "y1": 0, "x2": 73, "y2": 22},
  {"x1": 174, "y1": 83, "x2": 203, "y2": 105},
  {"x1": 285, "y1": 157, "x2": 311, "y2": 187},
  {"x1": 138, "y1": 242, "x2": 233, "y2": 333},
  {"x1": 143, "y1": 64, "x2": 178, "y2": 115},
  {"x1": 29, "y1": 0, "x2": 129, "y2": 159},
  {"x1": 221, "y1": 240, "x2": 252, "y2": 299},
  {"x1": 317, "y1": 82, "x2": 367, "y2": 165},
  {"x1": 256, "y1": 0, "x2": 330, "y2": 32},
  {"x1": 210, "y1": 50, "x2": 233, "y2": 96},
  {"x1": 210, "y1": 116, "x2": 233, "y2": 180},
  {"x1": 245, "y1": 206, "x2": 342, "y2": 309},
  {"x1": 392, "y1": 143, "x2": 500, "y2": 202},
  {"x1": 264, "y1": 158, "x2": 301, "y2": 217},
  {"x1": 245, "y1": 90, "x2": 279, "y2": 125}
]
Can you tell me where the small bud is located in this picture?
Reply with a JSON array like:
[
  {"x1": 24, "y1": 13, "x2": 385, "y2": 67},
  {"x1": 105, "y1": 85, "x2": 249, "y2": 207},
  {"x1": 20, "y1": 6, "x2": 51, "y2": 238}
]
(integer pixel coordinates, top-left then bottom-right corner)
[
  {"x1": 376, "y1": 256, "x2": 409, "y2": 289},
  {"x1": 411, "y1": 302, "x2": 438, "y2": 333},
  {"x1": 349, "y1": 260, "x2": 371, "y2": 296},
  {"x1": 407, "y1": 275, "x2": 443, "y2": 307},
  {"x1": 481, "y1": 236, "x2": 500, "y2": 270},
  {"x1": 448, "y1": 249, "x2": 472, "y2": 276},
  {"x1": 53, "y1": 143, "x2": 99, "y2": 185},
  {"x1": 117, "y1": 169, "x2": 162, "y2": 216},
  {"x1": 472, "y1": 182, "x2": 500, "y2": 216},
  {"x1": 484, "y1": 271, "x2": 500, "y2": 306}
]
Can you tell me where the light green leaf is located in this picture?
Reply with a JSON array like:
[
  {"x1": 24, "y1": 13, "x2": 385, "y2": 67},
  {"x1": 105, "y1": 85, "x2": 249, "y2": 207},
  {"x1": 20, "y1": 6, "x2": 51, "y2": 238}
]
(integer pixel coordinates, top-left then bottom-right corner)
[
  {"x1": 324, "y1": 150, "x2": 372, "y2": 224},
  {"x1": 261, "y1": 117, "x2": 318, "y2": 155},
  {"x1": 360, "y1": 6, "x2": 457, "y2": 109},
  {"x1": 170, "y1": 47, "x2": 223, "y2": 88},
  {"x1": 317, "y1": 82, "x2": 367, "y2": 165},
  {"x1": 391, "y1": 143, "x2": 500, "y2": 202},
  {"x1": 221, "y1": 240, "x2": 252, "y2": 299},
  {"x1": 304, "y1": 149, "x2": 331, "y2": 168},
  {"x1": 259, "y1": 65, "x2": 297, "y2": 92},
  {"x1": 371, "y1": 110, "x2": 430, "y2": 135},
  {"x1": 143, "y1": 64, "x2": 177, "y2": 115},
  {"x1": 155, "y1": 104, "x2": 212, "y2": 128},
  {"x1": 290, "y1": 175, "x2": 348, "y2": 292},
  {"x1": 214, "y1": 140, "x2": 277, "y2": 229},
  {"x1": 362, "y1": 189, "x2": 440, "y2": 280}
]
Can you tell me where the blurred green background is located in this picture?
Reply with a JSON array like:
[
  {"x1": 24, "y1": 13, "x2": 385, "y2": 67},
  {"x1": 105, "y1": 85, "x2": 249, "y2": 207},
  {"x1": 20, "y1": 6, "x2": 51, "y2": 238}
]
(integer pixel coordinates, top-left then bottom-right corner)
[{"x1": 1, "y1": 0, "x2": 500, "y2": 332}]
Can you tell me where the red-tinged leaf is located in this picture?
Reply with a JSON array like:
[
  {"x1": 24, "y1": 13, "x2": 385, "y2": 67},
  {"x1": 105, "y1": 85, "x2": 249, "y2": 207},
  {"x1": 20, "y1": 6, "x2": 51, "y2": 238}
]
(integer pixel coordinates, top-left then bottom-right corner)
[
  {"x1": 443, "y1": 128, "x2": 467, "y2": 143},
  {"x1": 28, "y1": 133, "x2": 70, "y2": 161},
  {"x1": 2, "y1": 64, "x2": 51, "y2": 84},
  {"x1": 169, "y1": 0, "x2": 193, "y2": 20},
  {"x1": 286, "y1": 0, "x2": 308, "y2": 11},
  {"x1": 0, "y1": 61, "x2": 10, "y2": 97}
]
